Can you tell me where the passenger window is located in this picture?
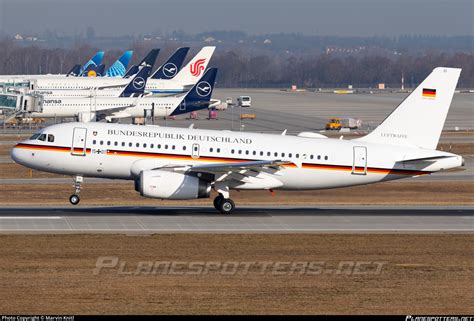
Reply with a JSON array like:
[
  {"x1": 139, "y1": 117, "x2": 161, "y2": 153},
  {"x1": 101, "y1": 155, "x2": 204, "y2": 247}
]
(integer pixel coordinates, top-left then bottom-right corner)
[
  {"x1": 245, "y1": 150, "x2": 249, "y2": 155},
  {"x1": 210, "y1": 148, "x2": 214, "y2": 152},
  {"x1": 289, "y1": 153, "x2": 292, "y2": 158},
  {"x1": 183, "y1": 146, "x2": 186, "y2": 151},
  {"x1": 122, "y1": 142, "x2": 125, "y2": 147},
  {"x1": 172, "y1": 145, "x2": 175, "y2": 150},
  {"x1": 317, "y1": 155, "x2": 321, "y2": 160},
  {"x1": 129, "y1": 142, "x2": 132, "y2": 147},
  {"x1": 114, "y1": 141, "x2": 118, "y2": 146},
  {"x1": 260, "y1": 151, "x2": 263, "y2": 156},
  {"x1": 100, "y1": 140, "x2": 104, "y2": 145},
  {"x1": 93, "y1": 140, "x2": 97, "y2": 145},
  {"x1": 310, "y1": 155, "x2": 314, "y2": 159},
  {"x1": 267, "y1": 152, "x2": 270, "y2": 156},
  {"x1": 143, "y1": 143, "x2": 147, "y2": 148},
  {"x1": 296, "y1": 154, "x2": 299, "y2": 158},
  {"x1": 231, "y1": 149, "x2": 235, "y2": 154},
  {"x1": 325, "y1": 156, "x2": 328, "y2": 160},
  {"x1": 274, "y1": 152, "x2": 278, "y2": 157},
  {"x1": 281, "y1": 153, "x2": 285, "y2": 157},
  {"x1": 217, "y1": 148, "x2": 221, "y2": 153},
  {"x1": 150, "y1": 144, "x2": 154, "y2": 148},
  {"x1": 107, "y1": 141, "x2": 111, "y2": 146},
  {"x1": 136, "y1": 143, "x2": 140, "y2": 147},
  {"x1": 165, "y1": 145, "x2": 168, "y2": 149}
]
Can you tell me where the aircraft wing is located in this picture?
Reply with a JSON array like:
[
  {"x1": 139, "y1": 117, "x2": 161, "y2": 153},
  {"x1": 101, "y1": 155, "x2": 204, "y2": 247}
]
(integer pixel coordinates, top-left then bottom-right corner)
[
  {"x1": 187, "y1": 160, "x2": 290, "y2": 173},
  {"x1": 92, "y1": 99, "x2": 140, "y2": 115}
]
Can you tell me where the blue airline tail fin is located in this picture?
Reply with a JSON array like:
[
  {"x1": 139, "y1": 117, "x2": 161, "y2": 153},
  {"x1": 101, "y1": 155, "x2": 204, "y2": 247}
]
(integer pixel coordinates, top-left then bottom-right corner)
[
  {"x1": 106, "y1": 51, "x2": 133, "y2": 77},
  {"x1": 151, "y1": 47, "x2": 189, "y2": 80},
  {"x1": 67, "y1": 64, "x2": 81, "y2": 77},
  {"x1": 119, "y1": 64, "x2": 152, "y2": 97},
  {"x1": 124, "y1": 49, "x2": 160, "y2": 78},
  {"x1": 171, "y1": 68, "x2": 218, "y2": 116},
  {"x1": 80, "y1": 51, "x2": 104, "y2": 74}
]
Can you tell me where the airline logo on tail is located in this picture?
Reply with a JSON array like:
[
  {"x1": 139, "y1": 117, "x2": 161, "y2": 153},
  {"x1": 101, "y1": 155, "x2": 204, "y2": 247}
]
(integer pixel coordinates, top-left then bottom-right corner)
[
  {"x1": 422, "y1": 88, "x2": 436, "y2": 99},
  {"x1": 133, "y1": 77, "x2": 146, "y2": 89},
  {"x1": 190, "y1": 59, "x2": 206, "y2": 77},
  {"x1": 87, "y1": 70, "x2": 97, "y2": 77},
  {"x1": 163, "y1": 63, "x2": 178, "y2": 77},
  {"x1": 196, "y1": 81, "x2": 212, "y2": 97}
]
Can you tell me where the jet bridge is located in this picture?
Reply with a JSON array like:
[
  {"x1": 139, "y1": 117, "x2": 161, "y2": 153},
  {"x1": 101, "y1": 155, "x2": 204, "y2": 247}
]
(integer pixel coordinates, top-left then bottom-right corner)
[{"x1": 0, "y1": 92, "x2": 43, "y2": 113}]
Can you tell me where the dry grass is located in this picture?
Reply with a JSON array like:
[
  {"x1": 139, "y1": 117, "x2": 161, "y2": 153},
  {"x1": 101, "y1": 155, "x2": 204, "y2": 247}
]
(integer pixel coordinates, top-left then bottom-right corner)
[
  {"x1": 0, "y1": 234, "x2": 472, "y2": 314},
  {"x1": 0, "y1": 181, "x2": 472, "y2": 206}
]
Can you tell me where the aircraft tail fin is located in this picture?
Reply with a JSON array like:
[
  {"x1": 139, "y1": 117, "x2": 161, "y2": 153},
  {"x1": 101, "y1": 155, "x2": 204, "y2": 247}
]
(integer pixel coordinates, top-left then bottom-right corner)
[
  {"x1": 172, "y1": 46, "x2": 215, "y2": 84},
  {"x1": 67, "y1": 64, "x2": 81, "y2": 77},
  {"x1": 356, "y1": 67, "x2": 461, "y2": 150},
  {"x1": 151, "y1": 47, "x2": 190, "y2": 79},
  {"x1": 80, "y1": 51, "x2": 104, "y2": 74},
  {"x1": 81, "y1": 64, "x2": 105, "y2": 77},
  {"x1": 106, "y1": 51, "x2": 133, "y2": 77},
  {"x1": 119, "y1": 64, "x2": 152, "y2": 97},
  {"x1": 171, "y1": 68, "x2": 218, "y2": 116},
  {"x1": 124, "y1": 49, "x2": 160, "y2": 78}
]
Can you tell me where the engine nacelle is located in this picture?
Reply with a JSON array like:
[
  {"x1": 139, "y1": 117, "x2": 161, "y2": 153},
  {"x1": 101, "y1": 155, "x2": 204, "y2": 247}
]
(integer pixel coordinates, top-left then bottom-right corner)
[{"x1": 137, "y1": 170, "x2": 211, "y2": 200}]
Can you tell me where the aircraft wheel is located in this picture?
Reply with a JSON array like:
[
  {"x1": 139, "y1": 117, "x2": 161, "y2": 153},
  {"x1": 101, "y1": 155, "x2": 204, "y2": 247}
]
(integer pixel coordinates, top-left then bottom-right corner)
[
  {"x1": 69, "y1": 194, "x2": 80, "y2": 205},
  {"x1": 218, "y1": 198, "x2": 235, "y2": 214},
  {"x1": 213, "y1": 195, "x2": 224, "y2": 210}
]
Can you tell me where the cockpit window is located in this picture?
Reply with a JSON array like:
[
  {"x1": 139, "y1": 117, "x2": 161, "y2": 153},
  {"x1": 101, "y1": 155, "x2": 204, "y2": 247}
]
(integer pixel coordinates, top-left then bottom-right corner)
[
  {"x1": 29, "y1": 133, "x2": 41, "y2": 140},
  {"x1": 38, "y1": 134, "x2": 46, "y2": 141},
  {"x1": 47, "y1": 134, "x2": 55, "y2": 142}
]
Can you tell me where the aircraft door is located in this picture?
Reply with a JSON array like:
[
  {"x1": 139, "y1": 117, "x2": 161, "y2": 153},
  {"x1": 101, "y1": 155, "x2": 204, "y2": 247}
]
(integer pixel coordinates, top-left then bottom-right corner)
[
  {"x1": 191, "y1": 143, "x2": 200, "y2": 159},
  {"x1": 352, "y1": 146, "x2": 367, "y2": 175},
  {"x1": 71, "y1": 127, "x2": 87, "y2": 156}
]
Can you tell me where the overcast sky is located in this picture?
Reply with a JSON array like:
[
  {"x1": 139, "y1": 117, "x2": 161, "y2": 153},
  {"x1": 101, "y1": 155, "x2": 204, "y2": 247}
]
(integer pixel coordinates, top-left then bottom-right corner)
[{"x1": 0, "y1": 0, "x2": 472, "y2": 37}]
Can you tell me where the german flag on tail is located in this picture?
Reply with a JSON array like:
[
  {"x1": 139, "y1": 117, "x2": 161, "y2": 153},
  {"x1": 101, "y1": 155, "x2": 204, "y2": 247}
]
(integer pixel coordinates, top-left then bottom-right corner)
[{"x1": 422, "y1": 88, "x2": 436, "y2": 98}]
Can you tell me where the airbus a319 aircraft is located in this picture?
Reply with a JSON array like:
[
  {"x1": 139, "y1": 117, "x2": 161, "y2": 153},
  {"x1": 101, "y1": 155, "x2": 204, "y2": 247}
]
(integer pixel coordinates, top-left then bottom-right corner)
[{"x1": 11, "y1": 67, "x2": 463, "y2": 214}]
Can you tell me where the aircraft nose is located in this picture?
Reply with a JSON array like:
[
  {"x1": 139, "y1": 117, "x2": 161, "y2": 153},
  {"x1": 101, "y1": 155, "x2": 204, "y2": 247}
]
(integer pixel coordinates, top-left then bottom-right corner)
[{"x1": 11, "y1": 144, "x2": 29, "y2": 167}]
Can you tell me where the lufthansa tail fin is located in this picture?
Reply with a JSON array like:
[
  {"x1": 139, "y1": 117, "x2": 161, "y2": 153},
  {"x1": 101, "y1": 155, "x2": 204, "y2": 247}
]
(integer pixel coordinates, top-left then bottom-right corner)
[
  {"x1": 106, "y1": 51, "x2": 133, "y2": 77},
  {"x1": 124, "y1": 49, "x2": 160, "y2": 78},
  {"x1": 151, "y1": 47, "x2": 190, "y2": 80},
  {"x1": 171, "y1": 46, "x2": 215, "y2": 84},
  {"x1": 119, "y1": 64, "x2": 152, "y2": 97},
  {"x1": 356, "y1": 67, "x2": 461, "y2": 150},
  {"x1": 171, "y1": 68, "x2": 218, "y2": 116},
  {"x1": 80, "y1": 51, "x2": 104, "y2": 74}
]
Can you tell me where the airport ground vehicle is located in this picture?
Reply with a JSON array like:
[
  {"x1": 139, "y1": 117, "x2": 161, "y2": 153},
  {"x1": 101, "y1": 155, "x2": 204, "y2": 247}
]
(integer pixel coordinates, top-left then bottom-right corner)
[
  {"x1": 237, "y1": 96, "x2": 251, "y2": 107},
  {"x1": 326, "y1": 117, "x2": 362, "y2": 130},
  {"x1": 240, "y1": 113, "x2": 256, "y2": 120}
]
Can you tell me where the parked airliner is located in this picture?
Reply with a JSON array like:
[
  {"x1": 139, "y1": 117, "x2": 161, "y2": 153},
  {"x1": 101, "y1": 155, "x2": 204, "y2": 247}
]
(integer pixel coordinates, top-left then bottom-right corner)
[
  {"x1": 30, "y1": 66, "x2": 218, "y2": 122},
  {"x1": 11, "y1": 67, "x2": 463, "y2": 214},
  {"x1": 30, "y1": 47, "x2": 215, "y2": 95}
]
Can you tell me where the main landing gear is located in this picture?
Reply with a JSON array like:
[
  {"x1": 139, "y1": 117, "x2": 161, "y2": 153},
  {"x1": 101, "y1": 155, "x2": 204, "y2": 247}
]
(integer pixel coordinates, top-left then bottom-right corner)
[
  {"x1": 213, "y1": 182, "x2": 235, "y2": 214},
  {"x1": 69, "y1": 175, "x2": 83, "y2": 205},
  {"x1": 213, "y1": 194, "x2": 235, "y2": 214}
]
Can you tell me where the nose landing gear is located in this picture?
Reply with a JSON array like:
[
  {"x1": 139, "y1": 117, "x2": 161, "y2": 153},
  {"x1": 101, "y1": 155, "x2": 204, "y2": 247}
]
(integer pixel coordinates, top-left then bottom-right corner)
[{"x1": 69, "y1": 175, "x2": 83, "y2": 205}]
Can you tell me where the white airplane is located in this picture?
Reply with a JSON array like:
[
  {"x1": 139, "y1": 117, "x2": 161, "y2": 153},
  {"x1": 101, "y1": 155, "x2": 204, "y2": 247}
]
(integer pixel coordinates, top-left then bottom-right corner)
[
  {"x1": 30, "y1": 67, "x2": 218, "y2": 122},
  {"x1": 11, "y1": 67, "x2": 463, "y2": 214},
  {"x1": 29, "y1": 47, "x2": 216, "y2": 95}
]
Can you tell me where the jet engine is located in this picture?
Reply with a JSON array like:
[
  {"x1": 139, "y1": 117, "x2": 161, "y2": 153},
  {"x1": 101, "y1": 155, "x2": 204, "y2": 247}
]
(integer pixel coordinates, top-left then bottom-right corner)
[{"x1": 136, "y1": 170, "x2": 211, "y2": 200}]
